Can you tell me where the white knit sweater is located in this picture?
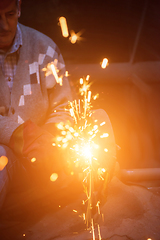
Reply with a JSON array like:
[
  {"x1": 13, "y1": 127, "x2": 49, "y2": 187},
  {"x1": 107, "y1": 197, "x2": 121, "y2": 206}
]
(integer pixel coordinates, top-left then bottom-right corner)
[{"x1": 0, "y1": 23, "x2": 72, "y2": 145}]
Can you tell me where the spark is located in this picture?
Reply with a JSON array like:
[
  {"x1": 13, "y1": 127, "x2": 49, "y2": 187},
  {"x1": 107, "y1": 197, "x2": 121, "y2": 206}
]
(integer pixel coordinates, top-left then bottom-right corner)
[
  {"x1": 100, "y1": 133, "x2": 109, "y2": 138},
  {"x1": 100, "y1": 121, "x2": 105, "y2": 126},
  {"x1": 104, "y1": 148, "x2": 108, "y2": 152},
  {"x1": 65, "y1": 71, "x2": 69, "y2": 77},
  {"x1": 50, "y1": 173, "x2": 58, "y2": 182},
  {"x1": 73, "y1": 209, "x2": 78, "y2": 213},
  {"x1": 31, "y1": 157, "x2": 36, "y2": 163},
  {"x1": 59, "y1": 16, "x2": 69, "y2": 37},
  {"x1": 69, "y1": 30, "x2": 83, "y2": 44},
  {"x1": 42, "y1": 61, "x2": 63, "y2": 86},
  {"x1": 101, "y1": 58, "x2": 108, "y2": 69},
  {"x1": 98, "y1": 225, "x2": 102, "y2": 240}
]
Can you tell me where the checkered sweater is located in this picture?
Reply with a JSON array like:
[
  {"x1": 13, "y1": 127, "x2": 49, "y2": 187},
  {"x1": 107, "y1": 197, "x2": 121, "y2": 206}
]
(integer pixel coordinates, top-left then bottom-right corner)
[{"x1": 0, "y1": 23, "x2": 72, "y2": 145}]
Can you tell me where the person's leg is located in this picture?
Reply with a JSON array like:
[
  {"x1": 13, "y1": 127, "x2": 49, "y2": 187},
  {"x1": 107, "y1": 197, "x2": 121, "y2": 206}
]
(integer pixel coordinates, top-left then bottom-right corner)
[{"x1": 0, "y1": 145, "x2": 18, "y2": 210}]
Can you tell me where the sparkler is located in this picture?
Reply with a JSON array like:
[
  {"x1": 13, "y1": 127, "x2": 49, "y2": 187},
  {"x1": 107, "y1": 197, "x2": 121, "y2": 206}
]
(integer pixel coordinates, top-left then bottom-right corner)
[{"x1": 52, "y1": 75, "x2": 111, "y2": 239}]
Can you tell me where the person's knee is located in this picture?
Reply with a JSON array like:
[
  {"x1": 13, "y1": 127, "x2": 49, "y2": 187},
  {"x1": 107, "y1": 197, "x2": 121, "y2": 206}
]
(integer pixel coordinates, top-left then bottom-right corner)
[{"x1": 0, "y1": 145, "x2": 17, "y2": 168}]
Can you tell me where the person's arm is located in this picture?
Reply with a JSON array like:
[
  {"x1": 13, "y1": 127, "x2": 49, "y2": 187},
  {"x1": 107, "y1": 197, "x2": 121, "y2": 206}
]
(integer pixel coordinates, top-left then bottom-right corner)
[
  {"x1": 41, "y1": 48, "x2": 73, "y2": 136},
  {"x1": 0, "y1": 115, "x2": 20, "y2": 145}
]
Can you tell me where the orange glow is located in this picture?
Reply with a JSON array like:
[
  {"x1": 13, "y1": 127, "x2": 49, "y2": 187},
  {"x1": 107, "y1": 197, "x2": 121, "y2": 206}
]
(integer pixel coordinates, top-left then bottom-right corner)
[
  {"x1": 59, "y1": 17, "x2": 69, "y2": 37},
  {"x1": 101, "y1": 58, "x2": 108, "y2": 69},
  {"x1": 0, "y1": 156, "x2": 8, "y2": 171},
  {"x1": 50, "y1": 173, "x2": 58, "y2": 182}
]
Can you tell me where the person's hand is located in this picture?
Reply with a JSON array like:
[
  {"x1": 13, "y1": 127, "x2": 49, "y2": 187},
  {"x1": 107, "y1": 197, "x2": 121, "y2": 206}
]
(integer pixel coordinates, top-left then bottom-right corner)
[{"x1": 9, "y1": 120, "x2": 63, "y2": 178}]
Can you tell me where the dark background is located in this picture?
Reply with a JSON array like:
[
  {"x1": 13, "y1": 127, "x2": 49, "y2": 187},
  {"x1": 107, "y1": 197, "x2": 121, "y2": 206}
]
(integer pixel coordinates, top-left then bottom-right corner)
[{"x1": 19, "y1": 0, "x2": 160, "y2": 169}]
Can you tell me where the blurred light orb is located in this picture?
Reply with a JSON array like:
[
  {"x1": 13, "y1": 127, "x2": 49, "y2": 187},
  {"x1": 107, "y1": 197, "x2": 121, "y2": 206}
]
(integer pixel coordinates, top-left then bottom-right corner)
[{"x1": 50, "y1": 173, "x2": 58, "y2": 182}]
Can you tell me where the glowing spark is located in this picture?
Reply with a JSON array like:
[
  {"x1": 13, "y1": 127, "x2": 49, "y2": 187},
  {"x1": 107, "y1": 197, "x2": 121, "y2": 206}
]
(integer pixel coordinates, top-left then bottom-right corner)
[
  {"x1": 93, "y1": 94, "x2": 99, "y2": 100},
  {"x1": 101, "y1": 58, "x2": 108, "y2": 69},
  {"x1": 70, "y1": 33, "x2": 78, "y2": 44},
  {"x1": 57, "y1": 122, "x2": 64, "y2": 130},
  {"x1": 104, "y1": 148, "x2": 108, "y2": 152},
  {"x1": 93, "y1": 125, "x2": 98, "y2": 131},
  {"x1": 0, "y1": 156, "x2": 8, "y2": 171},
  {"x1": 50, "y1": 173, "x2": 58, "y2": 182},
  {"x1": 23, "y1": 234, "x2": 26, "y2": 237},
  {"x1": 96, "y1": 201, "x2": 101, "y2": 215},
  {"x1": 31, "y1": 157, "x2": 36, "y2": 163},
  {"x1": 59, "y1": 16, "x2": 69, "y2": 37},
  {"x1": 50, "y1": 64, "x2": 62, "y2": 86},
  {"x1": 61, "y1": 131, "x2": 66, "y2": 135},
  {"x1": 100, "y1": 133, "x2": 109, "y2": 138},
  {"x1": 52, "y1": 143, "x2": 56, "y2": 146},
  {"x1": 88, "y1": 91, "x2": 91, "y2": 102},
  {"x1": 98, "y1": 225, "x2": 102, "y2": 240},
  {"x1": 100, "y1": 121, "x2": 105, "y2": 126},
  {"x1": 65, "y1": 71, "x2": 69, "y2": 77},
  {"x1": 74, "y1": 132, "x2": 79, "y2": 137},
  {"x1": 73, "y1": 209, "x2": 78, "y2": 213},
  {"x1": 91, "y1": 219, "x2": 96, "y2": 240},
  {"x1": 80, "y1": 78, "x2": 83, "y2": 85},
  {"x1": 86, "y1": 75, "x2": 90, "y2": 81},
  {"x1": 57, "y1": 136, "x2": 63, "y2": 142}
]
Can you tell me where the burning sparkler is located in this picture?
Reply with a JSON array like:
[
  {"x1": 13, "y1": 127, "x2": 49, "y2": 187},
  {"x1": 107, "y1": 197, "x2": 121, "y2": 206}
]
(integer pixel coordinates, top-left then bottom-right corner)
[{"x1": 51, "y1": 75, "x2": 113, "y2": 239}]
